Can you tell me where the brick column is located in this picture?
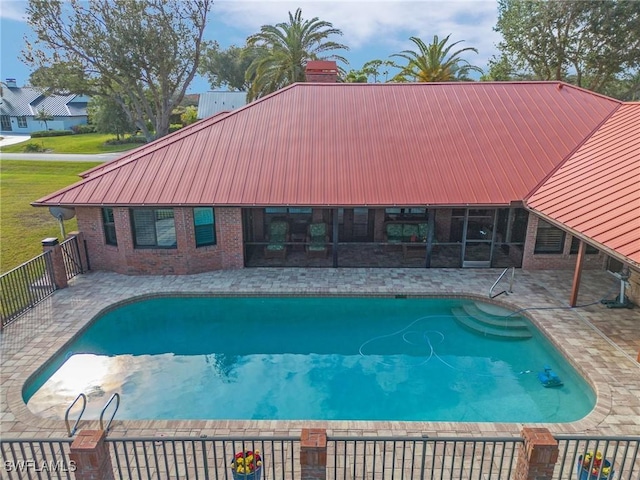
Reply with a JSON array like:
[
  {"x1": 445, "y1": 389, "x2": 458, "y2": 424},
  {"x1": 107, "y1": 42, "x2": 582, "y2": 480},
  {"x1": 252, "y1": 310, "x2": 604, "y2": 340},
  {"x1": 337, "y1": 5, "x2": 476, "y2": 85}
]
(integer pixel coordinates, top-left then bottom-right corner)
[
  {"x1": 42, "y1": 237, "x2": 68, "y2": 289},
  {"x1": 514, "y1": 427, "x2": 559, "y2": 480},
  {"x1": 69, "y1": 430, "x2": 114, "y2": 480},
  {"x1": 300, "y1": 428, "x2": 327, "y2": 480}
]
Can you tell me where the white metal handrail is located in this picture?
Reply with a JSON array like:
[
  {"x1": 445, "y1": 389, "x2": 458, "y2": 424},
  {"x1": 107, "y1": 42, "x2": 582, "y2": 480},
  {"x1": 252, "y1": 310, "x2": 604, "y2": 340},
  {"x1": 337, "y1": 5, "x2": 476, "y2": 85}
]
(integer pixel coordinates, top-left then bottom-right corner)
[
  {"x1": 65, "y1": 393, "x2": 87, "y2": 437},
  {"x1": 99, "y1": 392, "x2": 120, "y2": 433},
  {"x1": 489, "y1": 267, "x2": 515, "y2": 299}
]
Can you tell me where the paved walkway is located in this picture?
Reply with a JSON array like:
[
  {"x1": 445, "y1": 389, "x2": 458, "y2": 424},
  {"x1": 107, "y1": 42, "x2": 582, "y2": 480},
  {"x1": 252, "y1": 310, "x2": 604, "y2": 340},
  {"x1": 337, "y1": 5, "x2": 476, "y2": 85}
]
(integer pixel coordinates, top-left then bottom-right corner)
[
  {"x1": 0, "y1": 134, "x2": 31, "y2": 147},
  {"x1": 0, "y1": 152, "x2": 120, "y2": 161},
  {"x1": 0, "y1": 134, "x2": 121, "y2": 161},
  {"x1": 1, "y1": 268, "x2": 639, "y2": 440}
]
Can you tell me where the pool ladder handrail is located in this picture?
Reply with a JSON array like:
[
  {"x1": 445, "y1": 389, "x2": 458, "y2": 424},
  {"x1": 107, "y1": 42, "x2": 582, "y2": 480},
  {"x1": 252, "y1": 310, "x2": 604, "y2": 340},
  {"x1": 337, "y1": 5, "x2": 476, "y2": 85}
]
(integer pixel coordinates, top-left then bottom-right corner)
[
  {"x1": 65, "y1": 393, "x2": 87, "y2": 437},
  {"x1": 489, "y1": 267, "x2": 515, "y2": 299},
  {"x1": 99, "y1": 393, "x2": 120, "y2": 433}
]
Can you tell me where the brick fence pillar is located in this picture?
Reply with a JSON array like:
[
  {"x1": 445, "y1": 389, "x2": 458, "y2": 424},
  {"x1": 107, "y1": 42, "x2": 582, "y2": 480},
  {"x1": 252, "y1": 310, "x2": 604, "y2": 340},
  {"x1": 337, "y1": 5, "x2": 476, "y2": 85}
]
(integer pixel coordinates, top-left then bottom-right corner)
[
  {"x1": 514, "y1": 427, "x2": 559, "y2": 480},
  {"x1": 69, "y1": 430, "x2": 114, "y2": 480},
  {"x1": 300, "y1": 428, "x2": 327, "y2": 480},
  {"x1": 42, "y1": 237, "x2": 68, "y2": 289}
]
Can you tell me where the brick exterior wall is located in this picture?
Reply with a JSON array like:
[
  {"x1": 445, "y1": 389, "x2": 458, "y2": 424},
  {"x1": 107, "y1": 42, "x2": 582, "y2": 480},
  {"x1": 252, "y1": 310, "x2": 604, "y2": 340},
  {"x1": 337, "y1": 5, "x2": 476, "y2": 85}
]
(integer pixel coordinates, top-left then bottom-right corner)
[
  {"x1": 75, "y1": 205, "x2": 614, "y2": 276},
  {"x1": 76, "y1": 206, "x2": 244, "y2": 275},
  {"x1": 522, "y1": 215, "x2": 607, "y2": 270}
]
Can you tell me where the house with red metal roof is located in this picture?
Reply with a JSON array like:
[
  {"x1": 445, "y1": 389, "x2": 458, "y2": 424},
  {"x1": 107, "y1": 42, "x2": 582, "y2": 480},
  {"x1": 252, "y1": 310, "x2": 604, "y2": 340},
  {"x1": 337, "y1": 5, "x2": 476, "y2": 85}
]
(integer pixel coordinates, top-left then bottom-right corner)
[{"x1": 32, "y1": 63, "x2": 640, "y2": 303}]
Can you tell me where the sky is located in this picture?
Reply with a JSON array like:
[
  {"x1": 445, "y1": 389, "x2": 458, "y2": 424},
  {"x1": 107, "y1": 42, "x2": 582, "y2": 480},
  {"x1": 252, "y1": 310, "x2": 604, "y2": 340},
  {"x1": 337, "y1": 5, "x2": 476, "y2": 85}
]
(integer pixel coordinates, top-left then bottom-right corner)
[{"x1": 0, "y1": 0, "x2": 502, "y2": 93}]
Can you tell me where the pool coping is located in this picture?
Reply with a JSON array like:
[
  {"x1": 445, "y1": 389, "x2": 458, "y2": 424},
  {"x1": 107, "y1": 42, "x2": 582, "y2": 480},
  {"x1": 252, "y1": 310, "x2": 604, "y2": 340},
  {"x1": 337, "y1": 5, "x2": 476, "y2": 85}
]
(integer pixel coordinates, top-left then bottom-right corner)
[{"x1": 1, "y1": 268, "x2": 639, "y2": 439}]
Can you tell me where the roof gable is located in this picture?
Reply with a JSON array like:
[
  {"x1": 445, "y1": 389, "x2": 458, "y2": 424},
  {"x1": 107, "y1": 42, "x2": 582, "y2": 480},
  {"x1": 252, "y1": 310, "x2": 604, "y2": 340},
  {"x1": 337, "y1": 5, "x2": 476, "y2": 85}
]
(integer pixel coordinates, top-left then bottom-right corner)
[
  {"x1": 527, "y1": 103, "x2": 640, "y2": 267},
  {"x1": 34, "y1": 82, "x2": 620, "y2": 208},
  {"x1": 0, "y1": 87, "x2": 87, "y2": 117}
]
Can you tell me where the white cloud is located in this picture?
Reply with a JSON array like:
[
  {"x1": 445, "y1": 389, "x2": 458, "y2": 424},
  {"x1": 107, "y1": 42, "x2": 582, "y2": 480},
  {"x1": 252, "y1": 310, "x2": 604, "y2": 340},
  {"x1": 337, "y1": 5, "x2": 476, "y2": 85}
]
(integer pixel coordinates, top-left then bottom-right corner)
[
  {"x1": 213, "y1": 1, "x2": 500, "y2": 68},
  {"x1": 0, "y1": 0, "x2": 27, "y2": 21}
]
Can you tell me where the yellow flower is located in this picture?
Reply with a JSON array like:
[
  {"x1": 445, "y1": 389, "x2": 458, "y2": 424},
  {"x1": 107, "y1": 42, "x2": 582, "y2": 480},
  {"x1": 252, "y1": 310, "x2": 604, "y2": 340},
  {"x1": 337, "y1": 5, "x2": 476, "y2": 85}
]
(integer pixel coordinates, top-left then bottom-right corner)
[{"x1": 602, "y1": 467, "x2": 610, "y2": 476}]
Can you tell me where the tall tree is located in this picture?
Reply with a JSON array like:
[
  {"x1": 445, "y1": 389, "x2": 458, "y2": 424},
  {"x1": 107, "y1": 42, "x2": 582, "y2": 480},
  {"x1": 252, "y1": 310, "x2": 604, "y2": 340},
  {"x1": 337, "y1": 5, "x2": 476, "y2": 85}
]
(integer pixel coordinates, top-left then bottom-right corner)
[
  {"x1": 23, "y1": 0, "x2": 211, "y2": 141},
  {"x1": 245, "y1": 8, "x2": 349, "y2": 100},
  {"x1": 198, "y1": 42, "x2": 265, "y2": 92},
  {"x1": 391, "y1": 35, "x2": 482, "y2": 82},
  {"x1": 494, "y1": 0, "x2": 640, "y2": 92}
]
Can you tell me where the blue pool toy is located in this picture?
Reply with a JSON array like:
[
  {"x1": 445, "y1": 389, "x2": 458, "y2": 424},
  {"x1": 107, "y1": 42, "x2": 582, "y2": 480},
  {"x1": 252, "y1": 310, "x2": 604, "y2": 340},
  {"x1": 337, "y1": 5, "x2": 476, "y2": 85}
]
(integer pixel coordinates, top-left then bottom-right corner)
[{"x1": 538, "y1": 365, "x2": 563, "y2": 388}]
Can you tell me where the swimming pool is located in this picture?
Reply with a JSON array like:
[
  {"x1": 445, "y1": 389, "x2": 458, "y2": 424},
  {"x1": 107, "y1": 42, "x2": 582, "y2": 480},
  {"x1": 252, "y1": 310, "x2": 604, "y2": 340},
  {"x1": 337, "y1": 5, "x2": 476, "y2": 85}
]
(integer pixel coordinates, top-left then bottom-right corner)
[{"x1": 24, "y1": 296, "x2": 595, "y2": 422}]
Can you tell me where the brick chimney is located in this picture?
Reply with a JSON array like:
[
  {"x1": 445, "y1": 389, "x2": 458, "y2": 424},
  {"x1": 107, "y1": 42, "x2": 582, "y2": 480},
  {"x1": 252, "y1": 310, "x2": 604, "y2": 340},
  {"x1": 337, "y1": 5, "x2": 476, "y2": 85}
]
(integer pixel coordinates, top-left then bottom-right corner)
[{"x1": 305, "y1": 61, "x2": 338, "y2": 83}]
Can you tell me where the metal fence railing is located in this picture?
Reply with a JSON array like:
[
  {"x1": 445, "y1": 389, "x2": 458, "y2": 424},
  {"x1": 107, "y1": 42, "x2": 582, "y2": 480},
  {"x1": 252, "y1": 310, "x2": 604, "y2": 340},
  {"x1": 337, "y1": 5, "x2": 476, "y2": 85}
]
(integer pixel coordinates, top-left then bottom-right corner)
[
  {"x1": 0, "y1": 251, "x2": 55, "y2": 328},
  {"x1": 328, "y1": 436, "x2": 523, "y2": 480},
  {"x1": 1, "y1": 435, "x2": 638, "y2": 480},
  {"x1": 554, "y1": 436, "x2": 640, "y2": 480},
  {"x1": 1, "y1": 236, "x2": 85, "y2": 328},
  {"x1": 60, "y1": 236, "x2": 83, "y2": 280},
  {"x1": 0, "y1": 438, "x2": 75, "y2": 479},
  {"x1": 106, "y1": 436, "x2": 299, "y2": 480}
]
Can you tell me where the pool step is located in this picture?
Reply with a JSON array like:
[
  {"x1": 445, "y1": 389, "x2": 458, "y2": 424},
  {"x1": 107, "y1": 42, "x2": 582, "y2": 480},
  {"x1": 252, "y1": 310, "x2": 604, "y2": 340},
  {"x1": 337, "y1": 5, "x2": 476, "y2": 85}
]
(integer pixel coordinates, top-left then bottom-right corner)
[
  {"x1": 462, "y1": 304, "x2": 529, "y2": 329},
  {"x1": 452, "y1": 306, "x2": 532, "y2": 340}
]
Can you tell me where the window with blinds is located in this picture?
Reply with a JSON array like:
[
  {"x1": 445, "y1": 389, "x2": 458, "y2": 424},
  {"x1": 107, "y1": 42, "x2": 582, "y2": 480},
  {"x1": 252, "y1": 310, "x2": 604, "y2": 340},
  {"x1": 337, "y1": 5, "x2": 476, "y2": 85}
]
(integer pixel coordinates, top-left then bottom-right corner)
[
  {"x1": 102, "y1": 208, "x2": 117, "y2": 246},
  {"x1": 534, "y1": 220, "x2": 565, "y2": 254},
  {"x1": 131, "y1": 208, "x2": 176, "y2": 248},
  {"x1": 570, "y1": 236, "x2": 599, "y2": 254},
  {"x1": 194, "y1": 207, "x2": 216, "y2": 247}
]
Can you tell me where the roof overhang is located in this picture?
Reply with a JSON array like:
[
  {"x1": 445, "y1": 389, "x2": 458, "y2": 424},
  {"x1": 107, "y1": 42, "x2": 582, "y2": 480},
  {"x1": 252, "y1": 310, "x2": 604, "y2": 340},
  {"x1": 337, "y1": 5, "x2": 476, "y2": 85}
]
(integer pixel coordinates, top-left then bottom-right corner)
[{"x1": 526, "y1": 207, "x2": 640, "y2": 272}]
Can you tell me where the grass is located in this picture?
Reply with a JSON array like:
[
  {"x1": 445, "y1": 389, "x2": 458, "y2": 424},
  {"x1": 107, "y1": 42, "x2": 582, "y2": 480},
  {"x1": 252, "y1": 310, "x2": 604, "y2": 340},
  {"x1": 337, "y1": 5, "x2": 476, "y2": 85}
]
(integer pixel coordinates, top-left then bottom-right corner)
[
  {"x1": 0, "y1": 160, "x2": 101, "y2": 273},
  {"x1": 0, "y1": 133, "x2": 143, "y2": 154}
]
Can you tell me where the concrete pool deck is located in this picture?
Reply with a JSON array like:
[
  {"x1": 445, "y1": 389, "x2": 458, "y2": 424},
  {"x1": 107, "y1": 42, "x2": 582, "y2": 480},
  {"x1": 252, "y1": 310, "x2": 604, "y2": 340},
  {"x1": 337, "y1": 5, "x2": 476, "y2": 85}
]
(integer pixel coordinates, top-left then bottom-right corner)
[{"x1": 1, "y1": 268, "x2": 639, "y2": 439}]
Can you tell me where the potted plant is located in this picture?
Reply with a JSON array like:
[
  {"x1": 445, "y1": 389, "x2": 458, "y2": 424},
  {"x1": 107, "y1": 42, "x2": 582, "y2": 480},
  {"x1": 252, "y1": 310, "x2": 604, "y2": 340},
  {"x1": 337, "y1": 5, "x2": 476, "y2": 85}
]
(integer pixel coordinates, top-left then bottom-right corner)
[
  {"x1": 577, "y1": 451, "x2": 614, "y2": 480},
  {"x1": 231, "y1": 449, "x2": 263, "y2": 480}
]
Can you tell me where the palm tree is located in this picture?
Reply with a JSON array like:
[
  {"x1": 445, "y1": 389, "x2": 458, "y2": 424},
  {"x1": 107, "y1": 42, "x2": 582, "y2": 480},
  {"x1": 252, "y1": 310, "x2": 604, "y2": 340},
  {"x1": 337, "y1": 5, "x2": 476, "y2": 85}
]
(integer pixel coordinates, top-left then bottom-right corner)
[
  {"x1": 35, "y1": 108, "x2": 54, "y2": 130},
  {"x1": 245, "y1": 8, "x2": 349, "y2": 100},
  {"x1": 391, "y1": 35, "x2": 483, "y2": 82}
]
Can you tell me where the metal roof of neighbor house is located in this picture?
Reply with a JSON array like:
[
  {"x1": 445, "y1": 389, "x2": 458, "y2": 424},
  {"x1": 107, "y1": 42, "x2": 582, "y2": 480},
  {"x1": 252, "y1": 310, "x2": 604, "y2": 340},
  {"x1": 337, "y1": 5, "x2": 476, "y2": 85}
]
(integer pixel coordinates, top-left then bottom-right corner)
[
  {"x1": 527, "y1": 103, "x2": 640, "y2": 267},
  {"x1": 34, "y1": 82, "x2": 621, "y2": 208},
  {"x1": 0, "y1": 87, "x2": 87, "y2": 117},
  {"x1": 197, "y1": 91, "x2": 248, "y2": 119}
]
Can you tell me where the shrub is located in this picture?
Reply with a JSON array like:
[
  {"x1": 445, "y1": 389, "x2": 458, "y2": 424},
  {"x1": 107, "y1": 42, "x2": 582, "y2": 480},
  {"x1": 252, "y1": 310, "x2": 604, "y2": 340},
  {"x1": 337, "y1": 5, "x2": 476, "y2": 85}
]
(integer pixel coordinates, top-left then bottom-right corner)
[
  {"x1": 71, "y1": 124, "x2": 97, "y2": 134},
  {"x1": 169, "y1": 123, "x2": 183, "y2": 133},
  {"x1": 104, "y1": 135, "x2": 147, "y2": 146},
  {"x1": 31, "y1": 130, "x2": 73, "y2": 138},
  {"x1": 23, "y1": 142, "x2": 46, "y2": 153}
]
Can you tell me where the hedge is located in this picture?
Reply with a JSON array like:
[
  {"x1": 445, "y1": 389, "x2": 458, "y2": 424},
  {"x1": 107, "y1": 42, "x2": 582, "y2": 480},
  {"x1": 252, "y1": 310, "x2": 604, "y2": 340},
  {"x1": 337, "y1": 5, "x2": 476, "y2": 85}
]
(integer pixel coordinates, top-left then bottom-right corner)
[{"x1": 31, "y1": 130, "x2": 73, "y2": 138}]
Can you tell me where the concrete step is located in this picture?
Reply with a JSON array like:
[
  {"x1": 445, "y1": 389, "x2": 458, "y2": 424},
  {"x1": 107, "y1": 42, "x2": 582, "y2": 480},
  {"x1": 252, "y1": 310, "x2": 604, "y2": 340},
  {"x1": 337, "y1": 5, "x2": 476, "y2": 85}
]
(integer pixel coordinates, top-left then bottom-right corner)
[
  {"x1": 452, "y1": 307, "x2": 533, "y2": 340},
  {"x1": 462, "y1": 303, "x2": 529, "y2": 329}
]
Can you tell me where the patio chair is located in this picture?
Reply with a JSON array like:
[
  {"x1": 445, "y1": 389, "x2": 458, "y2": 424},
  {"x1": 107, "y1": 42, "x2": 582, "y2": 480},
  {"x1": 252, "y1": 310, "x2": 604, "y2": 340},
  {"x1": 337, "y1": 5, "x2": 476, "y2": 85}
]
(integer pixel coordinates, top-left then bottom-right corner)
[
  {"x1": 306, "y1": 222, "x2": 330, "y2": 258},
  {"x1": 264, "y1": 220, "x2": 289, "y2": 259}
]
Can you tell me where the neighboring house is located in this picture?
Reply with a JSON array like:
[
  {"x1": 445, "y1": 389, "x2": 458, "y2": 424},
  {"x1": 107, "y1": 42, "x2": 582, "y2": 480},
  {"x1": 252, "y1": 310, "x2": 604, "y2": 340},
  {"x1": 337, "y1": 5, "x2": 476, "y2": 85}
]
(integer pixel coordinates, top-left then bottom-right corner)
[
  {"x1": 0, "y1": 79, "x2": 89, "y2": 133},
  {"x1": 197, "y1": 91, "x2": 248, "y2": 119},
  {"x1": 33, "y1": 63, "x2": 640, "y2": 303}
]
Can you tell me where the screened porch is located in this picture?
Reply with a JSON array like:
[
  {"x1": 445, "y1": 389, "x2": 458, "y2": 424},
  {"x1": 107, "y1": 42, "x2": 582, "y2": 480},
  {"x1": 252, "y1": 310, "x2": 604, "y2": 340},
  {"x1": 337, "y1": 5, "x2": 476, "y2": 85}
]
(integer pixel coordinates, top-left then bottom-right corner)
[{"x1": 242, "y1": 207, "x2": 529, "y2": 268}]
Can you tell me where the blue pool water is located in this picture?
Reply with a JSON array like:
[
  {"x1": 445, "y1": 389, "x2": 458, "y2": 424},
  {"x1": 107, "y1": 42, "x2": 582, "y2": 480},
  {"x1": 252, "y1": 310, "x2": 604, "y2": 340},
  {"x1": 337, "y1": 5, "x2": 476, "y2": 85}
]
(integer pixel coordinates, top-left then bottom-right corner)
[{"x1": 24, "y1": 296, "x2": 595, "y2": 422}]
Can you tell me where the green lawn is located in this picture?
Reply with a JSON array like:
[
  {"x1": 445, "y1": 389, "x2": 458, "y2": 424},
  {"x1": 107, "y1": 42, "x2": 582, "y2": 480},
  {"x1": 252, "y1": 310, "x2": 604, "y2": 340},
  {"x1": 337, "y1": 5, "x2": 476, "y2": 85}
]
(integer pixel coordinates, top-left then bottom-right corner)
[
  {"x1": 0, "y1": 133, "x2": 143, "y2": 154},
  {"x1": 0, "y1": 160, "x2": 101, "y2": 273}
]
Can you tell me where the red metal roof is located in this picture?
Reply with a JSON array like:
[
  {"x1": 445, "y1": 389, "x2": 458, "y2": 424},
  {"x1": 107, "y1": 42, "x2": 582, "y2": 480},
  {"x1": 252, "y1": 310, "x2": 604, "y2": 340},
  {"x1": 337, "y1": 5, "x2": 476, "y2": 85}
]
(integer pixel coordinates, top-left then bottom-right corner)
[
  {"x1": 527, "y1": 103, "x2": 640, "y2": 267},
  {"x1": 34, "y1": 82, "x2": 620, "y2": 208}
]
